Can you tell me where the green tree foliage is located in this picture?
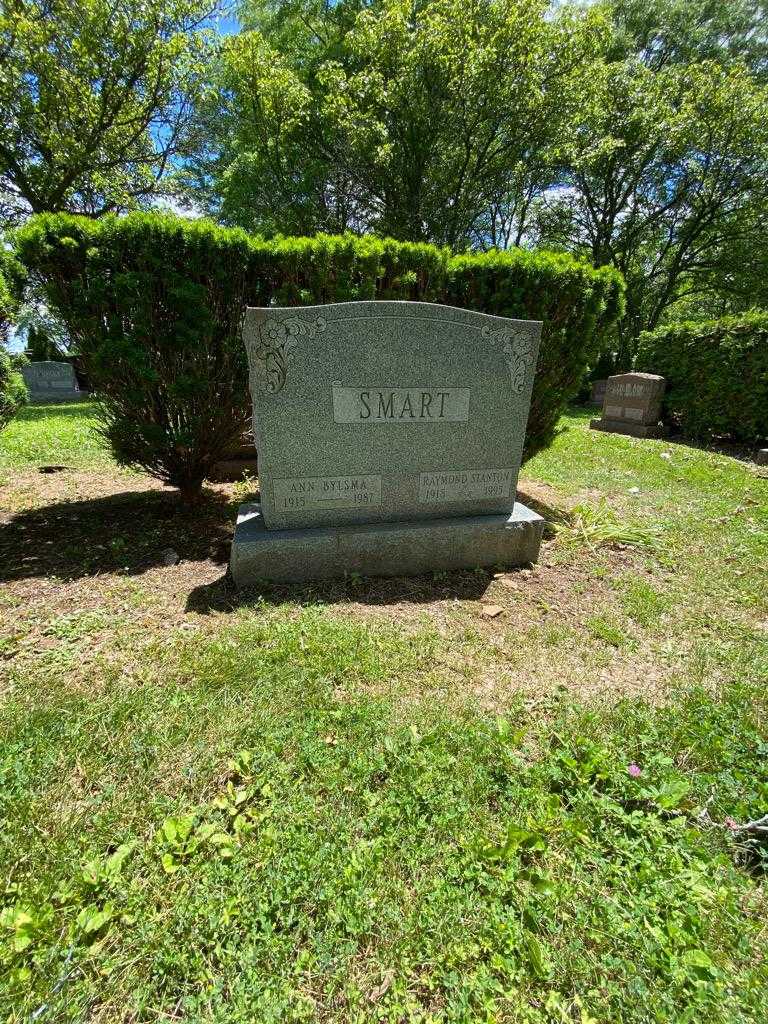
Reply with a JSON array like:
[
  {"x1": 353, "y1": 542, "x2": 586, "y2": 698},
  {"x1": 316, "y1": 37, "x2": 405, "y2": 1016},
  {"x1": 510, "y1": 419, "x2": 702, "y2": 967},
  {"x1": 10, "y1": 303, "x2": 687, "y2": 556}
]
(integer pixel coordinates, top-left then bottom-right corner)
[
  {"x1": 538, "y1": 0, "x2": 768, "y2": 364},
  {"x1": 15, "y1": 212, "x2": 623, "y2": 498},
  {"x1": 0, "y1": 348, "x2": 28, "y2": 431},
  {"x1": 0, "y1": 247, "x2": 23, "y2": 342},
  {"x1": 0, "y1": 0, "x2": 217, "y2": 225},
  {"x1": 606, "y1": 0, "x2": 768, "y2": 75},
  {"x1": 0, "y1": 251, "x2": 27, "y2": 429},
  {"x1": 178, "y1": 0, "x2": 768, "y2": 355},
  {"x1": 0, "y1": 259, "x2": 16, "y2": 343},
  {"x1": 637, "y1": 312, "x2": 768, "y2": 444},
  {"x1": 24, "y1": 324, "x2": 61, "y2": 362},
  {"x1": 180, "y1": 0, "x2": 602, "y2": 246}
]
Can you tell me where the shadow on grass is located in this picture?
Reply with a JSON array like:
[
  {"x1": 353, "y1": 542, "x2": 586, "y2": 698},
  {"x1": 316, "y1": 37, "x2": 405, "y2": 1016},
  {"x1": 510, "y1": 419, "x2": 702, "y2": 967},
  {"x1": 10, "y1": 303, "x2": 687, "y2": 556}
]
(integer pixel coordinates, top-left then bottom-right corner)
[
  {"x1": 2, "y1": 475, "x2": 566, "y2": 613},
  {"x1": 517, "y1": 487, "x2": 568, "y2": 534},
  {"x1": 0, "y1": 488, "x2": 234, "y2": 583},
  {"x1": 661, "y1": 433, "x2": 766, "y2": 467},
  {"x1": 572, "y1": 401, "x2": 764, "y2": 467},
  {"x1": 185, "y1": 565, "x2": 498, "y2": 615},
  {"x1": 14, "y1": 400, "x2": 97, "y2": 422}
]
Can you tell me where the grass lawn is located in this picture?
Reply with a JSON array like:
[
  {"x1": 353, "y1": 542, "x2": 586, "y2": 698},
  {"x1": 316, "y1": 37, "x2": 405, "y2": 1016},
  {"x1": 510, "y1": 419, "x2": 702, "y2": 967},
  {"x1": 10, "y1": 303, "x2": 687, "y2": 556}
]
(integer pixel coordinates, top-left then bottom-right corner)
[{"x1": 1, "y1": 401, "x2": 767, "y2": 1022}]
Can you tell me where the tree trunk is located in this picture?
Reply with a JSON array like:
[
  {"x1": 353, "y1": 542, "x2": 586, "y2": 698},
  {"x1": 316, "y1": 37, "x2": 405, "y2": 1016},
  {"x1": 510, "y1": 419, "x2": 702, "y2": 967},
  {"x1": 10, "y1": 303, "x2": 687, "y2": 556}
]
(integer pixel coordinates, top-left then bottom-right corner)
[{"x1": 177, "y1": 477, "x2": 204, "y2": 505}]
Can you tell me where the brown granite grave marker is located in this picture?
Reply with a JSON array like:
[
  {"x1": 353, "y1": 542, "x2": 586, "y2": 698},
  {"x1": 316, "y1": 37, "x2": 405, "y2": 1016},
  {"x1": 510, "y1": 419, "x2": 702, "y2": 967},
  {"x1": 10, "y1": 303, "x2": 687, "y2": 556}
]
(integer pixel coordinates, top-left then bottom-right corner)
[{"x1": 590, "y1": 372, "x2": 667, "y2": 439}]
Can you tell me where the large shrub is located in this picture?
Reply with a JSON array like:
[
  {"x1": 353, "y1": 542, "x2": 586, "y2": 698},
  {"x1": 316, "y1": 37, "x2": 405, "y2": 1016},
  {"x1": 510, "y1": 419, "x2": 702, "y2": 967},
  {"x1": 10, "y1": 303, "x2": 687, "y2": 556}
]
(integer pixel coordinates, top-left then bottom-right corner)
[
  {"x1": 14, "y1": 214, "x2": 264, "y2": 500},
  {"x1": 15, "y1": 212, "x2": 623, "y2": 498},
  {"x1": 637, "y1": 313, "x2": 768, "y2": 443}
]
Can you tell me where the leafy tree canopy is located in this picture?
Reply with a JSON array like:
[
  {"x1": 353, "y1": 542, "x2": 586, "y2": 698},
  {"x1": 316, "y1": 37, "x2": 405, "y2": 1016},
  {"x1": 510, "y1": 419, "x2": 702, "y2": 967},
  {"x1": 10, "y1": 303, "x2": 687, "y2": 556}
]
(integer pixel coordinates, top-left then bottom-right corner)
[
  {"x1": 5, "y1": 0, "x2": 768, "y2": 362},
  {"x1": 180, "y1": 0, "x2": 606, "y2": 246},
  {"x1": 539, "y1": 50, "x2": 768, "y2": 351},
  {"x1": 0, "y1": 0, "x2": 218, "y2": 224},
  {"x1": 605, "y1": 0, "x2": 768, "y2": 75}
]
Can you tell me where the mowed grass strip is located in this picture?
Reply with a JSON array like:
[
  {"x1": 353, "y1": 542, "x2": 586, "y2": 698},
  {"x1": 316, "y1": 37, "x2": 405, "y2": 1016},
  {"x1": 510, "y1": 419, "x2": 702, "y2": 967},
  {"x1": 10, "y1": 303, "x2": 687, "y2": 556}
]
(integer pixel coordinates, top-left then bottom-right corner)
[
  {"x1": 2, "y1": 610, "x2": 766, "y2": 1022},
  {"x1": 1, "y1": 403, "x2": 767, "y2": 1022},
  {"x1": 0, "y1": 401, "x2": 115, "y2": 473}
]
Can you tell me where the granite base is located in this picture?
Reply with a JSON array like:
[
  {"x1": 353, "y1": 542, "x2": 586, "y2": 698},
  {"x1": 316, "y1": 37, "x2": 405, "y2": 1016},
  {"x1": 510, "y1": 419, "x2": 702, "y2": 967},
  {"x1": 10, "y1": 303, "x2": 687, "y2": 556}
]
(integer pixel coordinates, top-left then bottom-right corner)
[
  {"x1": 230, "y1": 502, "x2": 545, "y2": 586},
  {"x1": 590, "y1": 418, "x2": 668, "y2": 439}
]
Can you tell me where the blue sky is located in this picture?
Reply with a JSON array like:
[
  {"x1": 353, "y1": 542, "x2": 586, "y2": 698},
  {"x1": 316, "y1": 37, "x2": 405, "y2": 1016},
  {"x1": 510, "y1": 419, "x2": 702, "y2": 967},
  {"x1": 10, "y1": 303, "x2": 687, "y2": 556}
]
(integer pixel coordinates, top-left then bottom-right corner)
[
  {"x1": 6, "y1": 7, "x2": 242, "y2": 353},
  {"x1": 214, "y1": 10, "x2": 240, "y2": 35}
]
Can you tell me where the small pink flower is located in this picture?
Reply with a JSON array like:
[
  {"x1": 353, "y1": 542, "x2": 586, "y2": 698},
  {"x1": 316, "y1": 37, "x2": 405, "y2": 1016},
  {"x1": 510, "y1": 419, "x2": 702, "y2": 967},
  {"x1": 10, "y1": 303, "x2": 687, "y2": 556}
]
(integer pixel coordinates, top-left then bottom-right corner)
[
  {"x1": 627, "y1": 763, "x2": 642, "y2": 778},
  {"x1": 724, "y1": 816, "x2": 738, "y2": 830}
]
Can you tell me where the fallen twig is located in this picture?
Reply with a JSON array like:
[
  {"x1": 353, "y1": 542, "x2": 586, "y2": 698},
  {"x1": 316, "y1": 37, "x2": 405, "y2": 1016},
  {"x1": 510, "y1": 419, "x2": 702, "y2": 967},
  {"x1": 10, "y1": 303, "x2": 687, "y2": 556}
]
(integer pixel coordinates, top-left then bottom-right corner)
[
  {"x1": 695, "y1": 803, "x2": 768, "y2": 840},
  {"x1": 734, "y1": 812, "x2": 768, "y2": 837}
]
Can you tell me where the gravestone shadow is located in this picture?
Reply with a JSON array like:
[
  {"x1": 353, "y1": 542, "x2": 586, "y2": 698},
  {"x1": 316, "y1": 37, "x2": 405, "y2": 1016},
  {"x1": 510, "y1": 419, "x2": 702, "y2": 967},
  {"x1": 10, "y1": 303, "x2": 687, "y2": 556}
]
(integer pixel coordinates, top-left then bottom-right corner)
[
  {"x1": 185, "y1": 485, "x2": 564, "y2": 616},
  {"x1": 185, "y1": 564, "x2": 497, "y2": 615},
  {"x1": 2, "y1": 480, "x2": 564, "y2": 610},
  {"x1": 516, "y1": 488, "x2": 567, "y2": 533}
]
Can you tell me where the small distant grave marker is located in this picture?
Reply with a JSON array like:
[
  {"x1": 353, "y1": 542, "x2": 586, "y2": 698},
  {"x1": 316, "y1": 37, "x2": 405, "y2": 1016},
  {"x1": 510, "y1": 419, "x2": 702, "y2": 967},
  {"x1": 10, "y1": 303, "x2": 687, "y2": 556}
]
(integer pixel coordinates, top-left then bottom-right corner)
[
  {"x1": 21, "y1": 361, "x2": 84, "y2": 403},
  {"x1": 590, "y1": 372, "x2": 667, "y2": 439},
  {"x1": 230, "y1": 301, "x2": 545, "y2": 584}
]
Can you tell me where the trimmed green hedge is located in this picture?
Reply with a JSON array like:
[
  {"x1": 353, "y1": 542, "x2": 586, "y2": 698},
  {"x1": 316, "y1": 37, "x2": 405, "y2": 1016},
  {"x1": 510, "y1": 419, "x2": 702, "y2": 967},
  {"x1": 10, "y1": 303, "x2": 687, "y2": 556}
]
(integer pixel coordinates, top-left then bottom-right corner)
[
  {"x1": 0, "y1": 248, "x2": 23, "y2": 335},
  {"x1": 14, "y1": 213, "x2": 624, "y2": 497},
  {"x1": 637, "y1": 313, "x2": 768, "y2": 444},
  {"x1": 0, "y1": 349, "x2": 27, "y2": 432},
  {"x1": 0, "y1": 252, "x2": 27, "y2": 432}
]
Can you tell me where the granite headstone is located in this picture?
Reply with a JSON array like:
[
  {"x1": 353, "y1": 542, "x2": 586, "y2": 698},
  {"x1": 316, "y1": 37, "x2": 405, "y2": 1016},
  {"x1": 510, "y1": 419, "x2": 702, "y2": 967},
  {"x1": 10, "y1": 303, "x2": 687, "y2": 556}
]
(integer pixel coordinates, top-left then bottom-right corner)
[
  {"x1": 590, "y1": 372, "x2": 667, "y2": 438},
  {"x1": 230, "y1": 300, "x2": 545, "y2": 584},
  {"x1": 21, "y1": 361, "x2": 83, "y2": 403}
]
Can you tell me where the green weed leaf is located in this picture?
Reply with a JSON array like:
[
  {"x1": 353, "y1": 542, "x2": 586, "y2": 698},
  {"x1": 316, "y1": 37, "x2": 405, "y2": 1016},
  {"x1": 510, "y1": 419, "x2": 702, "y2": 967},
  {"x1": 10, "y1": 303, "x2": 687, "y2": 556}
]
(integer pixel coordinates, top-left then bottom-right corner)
[
  {"x1": 682, "y1": 948, "x2": 717, "y2": 977},
  {"x1": 1, "y1": 906, "x2": 36, "y2": 952},
  {"x1": 524, "y1": 932, "x2": 551, "y2": 979},
  {"x1": 161, "y1": 852, "x2": 180, "y2": 874},
  {"x1": 76, "y1": 902, "x2": 115, "y2": 937},
  {"x1": 655, "y1": 779, "x2": 691, "y2": 810}
]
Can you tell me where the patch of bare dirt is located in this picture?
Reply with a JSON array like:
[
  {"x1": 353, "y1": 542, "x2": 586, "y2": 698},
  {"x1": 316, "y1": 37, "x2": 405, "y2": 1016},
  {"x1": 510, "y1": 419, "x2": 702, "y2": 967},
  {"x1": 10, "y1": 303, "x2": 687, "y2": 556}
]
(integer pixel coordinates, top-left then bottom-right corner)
[{"x1": 1, "y1": 466, "x2": 672, "y2": 704}]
